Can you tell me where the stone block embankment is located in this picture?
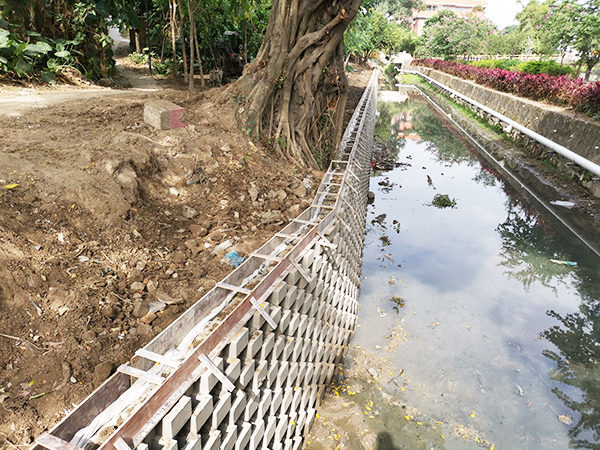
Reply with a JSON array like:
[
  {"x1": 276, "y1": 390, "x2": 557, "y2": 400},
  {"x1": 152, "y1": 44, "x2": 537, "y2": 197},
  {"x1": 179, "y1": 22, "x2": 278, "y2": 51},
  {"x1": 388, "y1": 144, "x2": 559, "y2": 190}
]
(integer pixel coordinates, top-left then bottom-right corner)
[{"x1": 411, "y1": 66, "x2": 600, "y2": 166}]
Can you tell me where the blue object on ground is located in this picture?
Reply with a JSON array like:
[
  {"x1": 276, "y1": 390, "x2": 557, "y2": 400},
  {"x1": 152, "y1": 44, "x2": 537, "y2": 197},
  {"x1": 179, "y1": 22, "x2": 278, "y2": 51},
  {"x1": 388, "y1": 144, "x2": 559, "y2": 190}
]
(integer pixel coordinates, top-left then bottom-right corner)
[{"x1": 225, "y1": 250, "x2": 246, "y2": 267}]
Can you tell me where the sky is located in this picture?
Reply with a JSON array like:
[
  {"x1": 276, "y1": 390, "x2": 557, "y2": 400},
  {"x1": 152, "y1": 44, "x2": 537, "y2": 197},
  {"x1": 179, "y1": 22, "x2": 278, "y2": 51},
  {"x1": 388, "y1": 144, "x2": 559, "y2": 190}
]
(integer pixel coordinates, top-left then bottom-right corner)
[{"x1": 485, "y1": 0, "x2": 524, "y2": 29}]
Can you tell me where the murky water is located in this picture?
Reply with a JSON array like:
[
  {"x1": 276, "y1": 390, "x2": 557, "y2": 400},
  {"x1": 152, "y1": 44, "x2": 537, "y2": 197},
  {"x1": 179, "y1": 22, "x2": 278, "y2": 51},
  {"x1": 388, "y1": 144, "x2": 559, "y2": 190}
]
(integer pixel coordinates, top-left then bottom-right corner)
[{"x1": 307, "y1": 91, "x2": 600, "y2": 450}]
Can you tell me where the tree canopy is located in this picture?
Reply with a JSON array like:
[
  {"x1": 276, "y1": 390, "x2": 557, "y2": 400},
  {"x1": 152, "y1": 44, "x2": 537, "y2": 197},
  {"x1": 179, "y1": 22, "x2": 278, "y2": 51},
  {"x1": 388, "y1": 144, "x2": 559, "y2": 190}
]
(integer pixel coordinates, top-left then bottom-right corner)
[
  {"x1": 417, "y1": 11, "x2": 497, "y2": 59},
  {"x1": 541, "y1": 0, "x2": 600, "y2": 81}
]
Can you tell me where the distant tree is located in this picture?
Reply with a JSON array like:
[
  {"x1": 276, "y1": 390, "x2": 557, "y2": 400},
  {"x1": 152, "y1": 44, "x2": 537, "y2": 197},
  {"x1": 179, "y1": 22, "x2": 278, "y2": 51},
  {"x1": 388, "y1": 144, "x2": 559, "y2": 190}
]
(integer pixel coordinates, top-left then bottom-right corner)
[
  {"x1": 345, "y1": 9, "x2": 417, "y2": 63},
  {"x1": 515, "y1": 0, "x2": 554, "y2": 54},
  {"x1": 541, "y1": 0, "x2": 600, "y2": 81},
  {"x1": 417, "y1": 11, "x2": 497, "y2": 59}
]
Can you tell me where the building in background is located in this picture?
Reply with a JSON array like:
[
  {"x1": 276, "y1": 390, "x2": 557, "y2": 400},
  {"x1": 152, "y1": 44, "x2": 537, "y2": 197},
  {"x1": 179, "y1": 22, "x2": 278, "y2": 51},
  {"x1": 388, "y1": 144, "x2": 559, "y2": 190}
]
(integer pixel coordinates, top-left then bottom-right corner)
[{"x1": 411, "y1": 1, "x2": 488, "y2": 36}]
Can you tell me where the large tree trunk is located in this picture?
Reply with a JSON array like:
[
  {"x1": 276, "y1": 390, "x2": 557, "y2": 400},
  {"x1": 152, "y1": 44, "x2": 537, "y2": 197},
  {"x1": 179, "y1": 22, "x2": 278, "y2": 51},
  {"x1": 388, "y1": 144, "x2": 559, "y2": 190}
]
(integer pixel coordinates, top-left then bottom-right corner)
[{"x1": 234, "y1": 0, "x2": 361, "y2": 169}]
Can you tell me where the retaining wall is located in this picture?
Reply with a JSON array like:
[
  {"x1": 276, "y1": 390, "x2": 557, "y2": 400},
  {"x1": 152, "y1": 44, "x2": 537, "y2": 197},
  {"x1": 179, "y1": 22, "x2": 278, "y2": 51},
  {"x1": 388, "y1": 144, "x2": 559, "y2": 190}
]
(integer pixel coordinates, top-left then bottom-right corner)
[
  {"x1": 411, "y1": 66, "x2": 600, "y2": 196},
  {"x1": 32, "y1": 71, "x2": 378, "y2": 450},
  {"x1": 411, "y1": 66, "x2": 600, "y2": 166}
]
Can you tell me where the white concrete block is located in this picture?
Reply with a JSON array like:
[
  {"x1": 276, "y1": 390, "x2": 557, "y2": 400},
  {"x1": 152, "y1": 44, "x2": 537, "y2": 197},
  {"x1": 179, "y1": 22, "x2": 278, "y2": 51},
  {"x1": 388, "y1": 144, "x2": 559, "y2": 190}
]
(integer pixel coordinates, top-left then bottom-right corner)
[
  {"x1": 191, "y1": 394, "x2": 213, "y2": 433},
  {"x1": 161, "y1": 395, "x2": 192, "y2": 439}
]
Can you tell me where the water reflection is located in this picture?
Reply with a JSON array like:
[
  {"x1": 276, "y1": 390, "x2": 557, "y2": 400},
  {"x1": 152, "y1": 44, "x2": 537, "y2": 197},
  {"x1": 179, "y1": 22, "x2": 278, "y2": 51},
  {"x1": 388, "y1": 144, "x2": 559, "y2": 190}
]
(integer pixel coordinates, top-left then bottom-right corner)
[{"x1": 496, "y1": 201, "x2": 574, "y2": 294}]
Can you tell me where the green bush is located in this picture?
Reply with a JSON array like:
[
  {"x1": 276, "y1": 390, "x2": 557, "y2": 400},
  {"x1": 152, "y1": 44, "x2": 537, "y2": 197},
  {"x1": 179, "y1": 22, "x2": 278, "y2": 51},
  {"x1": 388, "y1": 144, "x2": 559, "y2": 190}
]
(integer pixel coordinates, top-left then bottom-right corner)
[
  {"x1": 517, "y1": 60, "x2": 574, "y2": 77},
  {"x1": 470, "y1": 59, "x2": 522, "y2": 70},
  {"x1": 384, "y1": 63, "x2": 397, "y2": 81}
]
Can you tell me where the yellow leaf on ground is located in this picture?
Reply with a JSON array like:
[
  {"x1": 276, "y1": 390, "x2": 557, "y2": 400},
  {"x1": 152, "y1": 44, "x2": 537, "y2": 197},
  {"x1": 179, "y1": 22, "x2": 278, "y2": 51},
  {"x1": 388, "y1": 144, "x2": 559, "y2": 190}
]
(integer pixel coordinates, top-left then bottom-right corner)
[{"x1": 4, "y1": 184, "x2": 18, "y2": 189}]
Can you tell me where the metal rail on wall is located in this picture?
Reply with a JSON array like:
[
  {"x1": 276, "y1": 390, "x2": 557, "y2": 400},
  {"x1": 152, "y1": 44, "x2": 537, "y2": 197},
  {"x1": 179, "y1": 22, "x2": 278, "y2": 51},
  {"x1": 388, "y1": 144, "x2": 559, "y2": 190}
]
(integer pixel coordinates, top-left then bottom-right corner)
[
  {"x1": 402, "y1": 69, "x2": 600, "y2": 178},
  {"x1": 32, "y1": 69, "x2": 379, "y2": 450}
]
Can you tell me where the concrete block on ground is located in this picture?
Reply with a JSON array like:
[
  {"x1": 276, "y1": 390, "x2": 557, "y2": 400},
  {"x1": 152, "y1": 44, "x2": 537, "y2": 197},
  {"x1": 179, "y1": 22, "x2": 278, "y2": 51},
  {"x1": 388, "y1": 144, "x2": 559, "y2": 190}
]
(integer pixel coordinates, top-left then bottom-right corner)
[
  {"x1": 275, "y1": 361, "x2": 288, "y2": 388},
  {"x1": 246, "y1": 330, "x2": 263, "y2": 360},
  {"x1": 268, "y1": 281, "x2": 287, "y2": 306},
  {"x1": 304, "y1": 408, "x2": 316, "y2": 435},
  {"x1": 182, "y1": 436, "x2": 201, "y2": 450},
  {"x1": 249, "y1": 420, "x2": 265, "y2": 450},
  {"x1": 227, "y1": 328, "x2": 249, "y2": 361},
  {"x1": 285, "y1": 362, "x2": 299, "y2": 388},
  {"x1": 203, "y1": 430, "x2": 221, "y2": 450},
  {"x1": 221, "y1": 425, "x2": 237, "y2": 450},
  {"x1": 226, "y1": 358, "x2": 241, "y2": 384},
  {"x1": 288, "y1": 313, "x2": 300, "y2": 337},
  {"x1": 252, "y1": 360, "x2": 268, "y2": 392},
  {"x1": 199, "y1": 357, "x2": 224, "y2": 395},
  {"x1": 211, "y1": 392, "x2": 231, "y2": 429},
  {"x1": 271, "y1": 335, "x2": 286, "y2": 361},
  {"x1": 235, "y1": 422, "x2": 252, "y2": 450},
  {"x1": 281, "y1": 387, "x2": 294, "y2": 414},
  {"x1": 270, "y1": 387, "x2": 283, "y2": 416},
  {"x1": 291, "y1": 339, "x2": 303, "y2": 362},
  {"x1": 244, "y1": 394, "x2": 258, "y2": 421},
  {"x1": 238, "y1": 359, "x2": 255, "y2": 388},
  {"x1": 259, "y1": 333, "x2": 275, "y2": 360},
  {"x1": 275, "y1": 415, "x2": 288, "y2": 442},
  {"x1": 161, "y1": 395, "x2": 192, "y2": 439},
  {"x1": 229, "y1": 390, "x2": 246, "y2": 426},
  {"x1": 279, "y1": 310, "x2": 292, "y2": 336},
  {"x1": 191, "y1": 394, "x2": 213, "y2": 433},
  {"x1": 263, "y1": 415, "x2": 277, "y2": 447},
  {"x1": 291, "y1": 387, "x2": 302, "y2": 412},
  {"x1": 256, "y1": 389, "x2": 272, "y2": 419},
  {"x1": 267, "y1": 360, "x2": 280, "y2": 387},
  {"x1": 282, "y1": 337, "x2": 295, "y2": 361},
  {"x1": 144, "y1": 100, "x2": 187, "y2": 130},
  {"x1": 286, "y1": 412, "x2": 297, "y2": 440},
  {"x1": 291, "y1": 436, "x2": 303, "y2": 450}
]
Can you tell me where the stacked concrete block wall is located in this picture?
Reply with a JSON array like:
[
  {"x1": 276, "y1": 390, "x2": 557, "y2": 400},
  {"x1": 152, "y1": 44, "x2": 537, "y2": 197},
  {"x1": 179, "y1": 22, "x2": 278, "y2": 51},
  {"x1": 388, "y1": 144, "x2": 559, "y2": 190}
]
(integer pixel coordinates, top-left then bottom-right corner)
[
  {"x1": 32, "y1": 70, "x2": 378, "y2": 450},
  {"x1": 136, "y1": 74, "x2": 377, "y2": 450}
]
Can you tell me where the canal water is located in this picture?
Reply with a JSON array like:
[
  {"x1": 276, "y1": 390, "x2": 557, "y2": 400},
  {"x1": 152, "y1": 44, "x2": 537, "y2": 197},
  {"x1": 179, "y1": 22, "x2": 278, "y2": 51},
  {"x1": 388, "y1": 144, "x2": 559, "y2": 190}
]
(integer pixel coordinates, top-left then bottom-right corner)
[{"x1": 306, "y1": 89, "x2": 600, "y2": 449}]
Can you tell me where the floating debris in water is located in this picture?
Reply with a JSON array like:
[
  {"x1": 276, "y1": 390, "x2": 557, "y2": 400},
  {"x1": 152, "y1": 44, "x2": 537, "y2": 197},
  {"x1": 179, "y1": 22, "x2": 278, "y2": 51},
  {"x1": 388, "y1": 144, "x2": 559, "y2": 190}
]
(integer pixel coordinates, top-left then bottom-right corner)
[
  {"x1": 430, "y1": 194, "x2": 457, "y2": 208},
  {"x1": 516, "y1": 384, "x2": 524, "y2": 396},
  {"x1": 380, "y1": 235, "x2": 391, "y2": 246},
  {"x1": 390, "y1": 296, "x2": 405, "y2": 307},
  {"x1": 558, "y1": 414, "x2": 573, "y2": 425},
  {"x1": 550, "y1": 259, "x2": 577, "y2": 266}
]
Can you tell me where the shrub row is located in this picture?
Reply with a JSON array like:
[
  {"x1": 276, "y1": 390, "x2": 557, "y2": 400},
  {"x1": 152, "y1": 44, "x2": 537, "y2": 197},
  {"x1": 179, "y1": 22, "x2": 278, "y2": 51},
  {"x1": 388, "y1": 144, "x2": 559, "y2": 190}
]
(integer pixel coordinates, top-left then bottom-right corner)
[
  {"x1": 469, "y1": 59, "x2": 574, "y2": 77},
  {"x1": 413, "y1": 59, "x2": 600, "y2": 119}
]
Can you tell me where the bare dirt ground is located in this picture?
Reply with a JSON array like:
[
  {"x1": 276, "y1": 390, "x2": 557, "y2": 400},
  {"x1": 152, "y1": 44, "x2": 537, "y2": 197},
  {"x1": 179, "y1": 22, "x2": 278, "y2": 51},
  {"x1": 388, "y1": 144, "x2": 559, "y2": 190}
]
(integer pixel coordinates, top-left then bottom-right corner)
[{"x1": 0, "y1": 60, "x2": 373, "y2": 447}]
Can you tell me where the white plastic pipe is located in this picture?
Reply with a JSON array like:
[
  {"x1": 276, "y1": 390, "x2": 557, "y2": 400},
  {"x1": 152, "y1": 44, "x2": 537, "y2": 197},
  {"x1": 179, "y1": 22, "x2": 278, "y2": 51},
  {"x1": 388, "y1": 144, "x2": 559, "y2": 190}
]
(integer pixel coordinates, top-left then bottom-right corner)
[{"x1": 401, "y1": 69, "x2": 600, "y2": 178}]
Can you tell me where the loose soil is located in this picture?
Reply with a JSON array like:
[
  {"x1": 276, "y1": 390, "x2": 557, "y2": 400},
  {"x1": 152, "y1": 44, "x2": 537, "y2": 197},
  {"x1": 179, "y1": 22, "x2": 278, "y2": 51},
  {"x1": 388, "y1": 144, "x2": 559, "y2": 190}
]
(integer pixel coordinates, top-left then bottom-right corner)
[{"x1": 0, "y1": 62, "x2": 373, "y2": 447}]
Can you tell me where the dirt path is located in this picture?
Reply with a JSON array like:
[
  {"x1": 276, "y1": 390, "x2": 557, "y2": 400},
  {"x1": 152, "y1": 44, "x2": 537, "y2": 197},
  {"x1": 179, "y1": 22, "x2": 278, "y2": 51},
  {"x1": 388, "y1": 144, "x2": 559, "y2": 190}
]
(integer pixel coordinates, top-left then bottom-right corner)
[{"x1": 0, "y1": 64, "x2": 372, "y2": 446}]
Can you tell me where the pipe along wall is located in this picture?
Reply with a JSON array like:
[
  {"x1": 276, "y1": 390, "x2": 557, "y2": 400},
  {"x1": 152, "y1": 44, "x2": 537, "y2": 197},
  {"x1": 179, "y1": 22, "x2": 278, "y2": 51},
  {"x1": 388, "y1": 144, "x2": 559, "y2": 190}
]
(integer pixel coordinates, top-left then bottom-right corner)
[{"x1": 32, "y1": 71, "x2": 379, "y2": 450}]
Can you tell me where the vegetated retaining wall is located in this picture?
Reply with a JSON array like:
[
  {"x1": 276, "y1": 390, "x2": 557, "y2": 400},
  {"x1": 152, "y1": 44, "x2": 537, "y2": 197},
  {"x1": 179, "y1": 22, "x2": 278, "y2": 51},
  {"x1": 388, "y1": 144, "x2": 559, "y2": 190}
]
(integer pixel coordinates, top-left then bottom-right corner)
[
  {"x1": 32, "y1": 72, "x2": 378, "y2": 450},
  {"x1": 410, "y1": 66, "x2": 600, "y2": 196}
]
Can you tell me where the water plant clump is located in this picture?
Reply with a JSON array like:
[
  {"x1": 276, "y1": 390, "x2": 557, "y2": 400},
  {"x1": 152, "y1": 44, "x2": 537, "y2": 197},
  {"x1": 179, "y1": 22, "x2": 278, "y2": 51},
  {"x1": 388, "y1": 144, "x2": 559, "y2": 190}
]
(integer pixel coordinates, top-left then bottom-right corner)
[{"x1": 431, "y1": 194, "x2": 456, "y2": 208}]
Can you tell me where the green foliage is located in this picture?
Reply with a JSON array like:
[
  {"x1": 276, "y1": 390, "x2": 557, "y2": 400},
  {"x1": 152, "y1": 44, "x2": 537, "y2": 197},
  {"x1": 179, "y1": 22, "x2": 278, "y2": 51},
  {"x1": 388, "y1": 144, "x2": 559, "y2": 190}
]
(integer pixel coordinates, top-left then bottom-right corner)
[
  {"x1": 541, "y1": 0, "x2": 600, "y2": 81},
  {"x1": 515, "y1": 0, "x2": 554, "y2": 54},
  {"x1": 470, "y1": 59, "x2": 523, "y2": 70},
  {"x1": 517, "y1": 59, "x2": 574, "y2": 77},
  {"x1": 384, "y1": 63, "x2": 397, "y2": 81},
  {"x1": 345, "y1": 9, "x2": 418, "y2": 62},
  {"x1": 417, "y1": 12, "x2": 497, "y2": 59}
]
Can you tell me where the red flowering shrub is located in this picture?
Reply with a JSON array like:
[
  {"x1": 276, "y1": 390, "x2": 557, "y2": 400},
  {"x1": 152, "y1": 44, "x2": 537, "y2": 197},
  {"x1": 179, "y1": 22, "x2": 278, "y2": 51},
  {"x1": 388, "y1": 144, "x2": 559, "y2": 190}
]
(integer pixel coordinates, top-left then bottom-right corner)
[{"x1": 412, "y1": 59, "x2": 600, "y2": 118}]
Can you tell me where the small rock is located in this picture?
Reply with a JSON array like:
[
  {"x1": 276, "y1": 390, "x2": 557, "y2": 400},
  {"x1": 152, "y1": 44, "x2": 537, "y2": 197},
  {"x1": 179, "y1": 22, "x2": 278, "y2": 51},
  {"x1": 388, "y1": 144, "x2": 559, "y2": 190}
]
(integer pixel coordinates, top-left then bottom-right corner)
[
  {"x1": 136, "y1": 260, "x2": 146, "y2": 271},
  {"x1": 182, "y1": 206, "x2": 197, "y2": 219},
  {"x1": 288, "y1": 204, "x2": 301, "y2": 216},
  {"x1": 70, "y1": 376, "x2": 77, "y2": 383},
  {"x1": 58, "y1": 306, "x2": 69, "y2": 316},
  {"x1": 133, "y1": 302, "x2": 149, "y2": 318},
  {"x1": 146, "y1": 279, "x2": 158, "y2": 294},
  {"x1": 185, "y1": 239, "x2": 202, "y2": 257},
  {"x1": 98, "y1": 78, "x2": 112, "y2": 87},
  {"x1": 130, "y1": 281, "x2": 146, "y2": 292},
  {"x1": 169, "y1": 187, "x2": 179, "y2": 197},
  {"x1": 102, "y1": 305, "x2": 116, "y2": 318},
  {"x1": 140, "y1": 311, "x2": 157, "y2": 324},
  {"x1": 248, "y1": 184, "x2": 259, "y2": 202},
  {"x1": 291, "y1": 184, "x2": 306, "y2": 198},
  {"x1": 209, "y1": 230, "x2": 223, "y2": 241},
  {"x1": 189, "y1": 224, "x2": 208, "y2": 238},
  {"x1": 171, "y1": 250, "x2": 187, "y2": 264},
  {"x1": 148, "y1": 301, "x2": 167, "y2": 313},
  {"x1": 214, "y1": 240, "x2": 233, "y2": 253},
  {"x1": 368, "y1": 368, "x2": 379, "y2": 378},
  {"x1": 94, "y1": 362, "x2": 113, "y2": 384}
]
